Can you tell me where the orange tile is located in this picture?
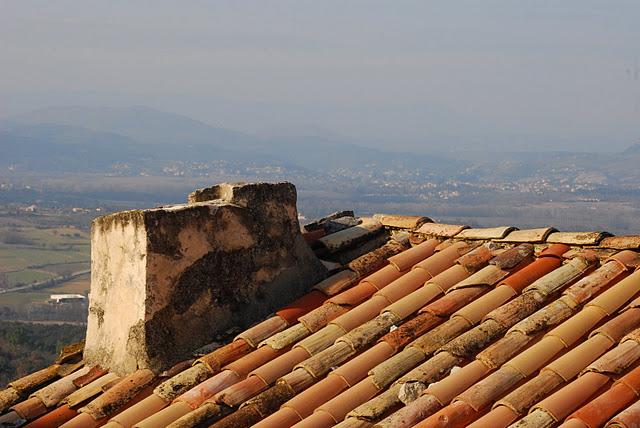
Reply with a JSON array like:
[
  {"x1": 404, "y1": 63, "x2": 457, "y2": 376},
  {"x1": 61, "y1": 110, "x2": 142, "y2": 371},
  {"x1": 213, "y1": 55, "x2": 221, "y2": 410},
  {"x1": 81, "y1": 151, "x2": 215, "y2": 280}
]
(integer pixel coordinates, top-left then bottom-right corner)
[
  {"x1": 559, "y1": 419, "x2": 590, "y2": 428},
  {"x1": 424, "y1": 286, "x2": 487, "y2": 317},
  {"x1": 175, "y1": 369, "x2": 240, "y2": 409},
  {"x1": 224, "y1": 345, "x2": 285, "y2": 378},
  {"x1": 359, "y1": 264, "x2": 406, "y2": 290},
  {"x1": 284, "y1": 374, "x2": 349, "y2": 418},
  {"x1": 79, "y1": 369, "x2": 155, "y2": 421},
  {"x1": 236, "y1": 316, "x2": 288, "y2": 348},
  {"x1": 331, "y1": 295, "x2": 390, "y2": 332},
  {"x1": 73, "y1": 366, "x2": 108, "y2": 389},
  {"x1": 12, "y1": 397, "x2": 47, "y2": 421},
  {"x1": 24, "y1": 404, "x2": 77, "y2": 428},
  {"x1": 198, "y1": 339, "x2": 253, "y2": 372},
  {"x1": 388, "y1": 239, "x2": 439, "y2": 272},
  {"x1": 413, "y1": 242, "x2": 471, "y2": 278},
  {"x1": 620, "y1": 364, "x2": 640, "y2": 392},
  {"x1": 250, "y1": 347, "x2": 310, "y2": 385},
  {"x1": 467, "y1": 404, "x2": 517, "y2": 428},
  {"x1": 414, "y1": 400, "x2": 479, "y2": 428},
  {"x1": 608, "y1": 250, "x2": 640, "y2": 269},
  {"x1": 593, "y1": 307, "x2": 640, "y2": 344},
  {"x1": 502, "y1": 256, "x2": 563, "y2": 293},
  {"x1": 208, "y1": 404, "x2": 262, "y2": 428},
  {"x1": 134, "y1": 400, "x2": 192, "y2": 428},
  {"x1": 455, "y1": 366, "x2": 524, "y2": 414},
  {"x1": 215, "y1": 374, "x2": 267, "y2": 407},
  {"x1": 381, "y1": 312, "x2": 441, "y2": 351},
  {"x1": 276, "y1": 291, "x2": 327, "y2": 325},
  {"x1": 317, "y1": 378, "x2": 380, "y2": 422},
  {"x1": 569, "y1": 366, "x2": 640, "y2": 428},
  {"x1": 539, "y1": 243, "x2": 572, "y2": 259},
  {"x1": 293, "y1": 409, "x2": 337, "y2": 428},
  {"x1": 106, "y1": 393, "x2": 168, "y2": 428},
  {"x1": 380, "y1": 393, "x2": 443, "y2": 428},
  {"x1": 59, "y1": 412, "x2": 101, "y2": 428},
  {"x1": 427, "y1": 360, "x2": 490, "y2": 406},
  {"x1": 253, "y1": 406, "x2": 303, "y2": 428},
  {"x1": 314, "y1": 269, "x2": 360, "y2": 296},
  {"x1": 333, "y1": 342, "x2": 395, "y2": 387},
  {"x1": 535, "y1": 372, "x2": 610, "y2": 422},
  {"x1": 329, "y1": 282, "x2": 380, "y2": 307},
  {"x1": 375, "y1": 269, "x2": 432, "y2": 303},
  {"x1": 606, "y1": 399, "x2": 640, "y2": 427},
  {"x1": 298, "y1": 302, "x2": 348, "y2": 332}
]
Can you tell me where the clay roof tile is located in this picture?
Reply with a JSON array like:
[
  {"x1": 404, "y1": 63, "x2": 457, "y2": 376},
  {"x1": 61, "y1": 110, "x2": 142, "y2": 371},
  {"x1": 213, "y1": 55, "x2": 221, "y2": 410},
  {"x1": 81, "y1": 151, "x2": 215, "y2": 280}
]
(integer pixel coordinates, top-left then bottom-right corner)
[
  {"x1": 606, "y1": 399, "x2": 640, "y2": 427},
  {"x1": 387, "y1": 239, "x2": 439, "y2": 272},
  {"x1": 414, "y1": 223, "x2": 469, "y2": 238},
  {"x1": 547, "y1": 231, "x2": 611, "y2": 246},
  {"x1": 599, "y1": 235, "x2": 640, "y2": 250},
  {"x1": 275, "y1": 291, "x2": 327, "y2": 325},
  {"x1": 495, "y1": 228, "x2": 557, "y2": 243},
  {"x1": 372, "y1": 214, "x2": 432, "y2": 230},
  {"x1": 456, "y1": 226, "x2": 518, "y2": 240}
]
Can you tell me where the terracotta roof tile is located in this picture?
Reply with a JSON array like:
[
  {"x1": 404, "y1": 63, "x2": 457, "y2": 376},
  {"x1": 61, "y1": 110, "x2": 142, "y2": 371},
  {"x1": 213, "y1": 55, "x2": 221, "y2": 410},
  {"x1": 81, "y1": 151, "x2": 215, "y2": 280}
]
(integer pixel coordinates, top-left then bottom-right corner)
[
  {"x1": 282, "y1": 375, "x2": 348, "y2": 420},
  {"x1": 358, "y1": 263, "x2": 407, "y2": 290},
  {"x1": 547, "y1": 231, "x2": 610, "y2": 246},
  {"x1": 455, "y1": 226, "x2": 517, "y2": 240},
  {"x1": 8, "y1": 365, "x2": 60, "y2": 395},
  {"x1": 346, "y1": 239, "x2": 409, "y2": 278},
  {"x1": 196, "y1": 339, "x2": 253, "y2": 373},
  {"x1": 108, "y1": 393, "x2": 167, "y2": 428},
  {"x1": 253, "y1": 405, "x2": 303, "y2": 428},
  {"x1": 328, "y1": 282, "x2": 380, "y2": 307},
  {"x1": 235, "y1": 316, "x2": 289, "y2": 348},
  {"x1": 11, "y1": 397, "x2": 48, "y2": 421},
  {"x1": 317, "y1": 218, "x2": 384, "y2": 253},
  {"x1": 372, "y1": 214, "x2": 432, "y2": 230},
  {"x1": 153, "y1": 363, "x2": 210, "y2": 402},
  {"x1": 414, "y1": 223, "x2": 469, "y2": 238},
  {"x1": 606, "y1": 399, "x2": 640, "y2": 427},
  {"x1": 275, "y1": 291, "x2": 327, "y2": 325},
  {"x1": 370, "y1": 263, "x2": 621, "y2": 428},
  {"x1": 502, "y1": 254, "x2": 564, "y2": 293},
  {"x1": 12, "y1": 212, "x2": 640, "y2": 428},
  {"x1": 387, "y1": 239, "x2": 439, "y2": 271},
  {"x1": 134, "y1": 400, "x2": 192, "y2": 428},
  {"x1": 495, "y1": 227, "x2": 557, "y2": 243},
  {"x1": 72, "y1": 366, "x2": 108, "y2": 389},
  {"x1": 78, "y1": 369, "x2": 155, "y2": 420},
  {"x1": 63, "y1": 373, "x2": 120, "y2": 409},
  {"x1": 24, "y1": 403, "x2": 78, "y2": 428},
  {"x1": 313, "y1": 269, "x2": 360, "y2": 296},
  {"x1": 599, "y1": 235, "x2": 640, "y2": 250}
]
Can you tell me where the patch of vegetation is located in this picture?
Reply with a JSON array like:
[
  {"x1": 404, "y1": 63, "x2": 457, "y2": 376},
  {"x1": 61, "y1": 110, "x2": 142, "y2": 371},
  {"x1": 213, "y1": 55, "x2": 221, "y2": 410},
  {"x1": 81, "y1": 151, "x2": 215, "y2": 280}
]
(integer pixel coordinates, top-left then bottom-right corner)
[
  {"x1": 0, "y1": 321, "x2": 86, "y2": 386},
  {"x1": 5, "y1": 270, "x2": 53, "y2": 286},
  {"x1": 0, "y1": 230, "x2": 35, "y2": 245}
]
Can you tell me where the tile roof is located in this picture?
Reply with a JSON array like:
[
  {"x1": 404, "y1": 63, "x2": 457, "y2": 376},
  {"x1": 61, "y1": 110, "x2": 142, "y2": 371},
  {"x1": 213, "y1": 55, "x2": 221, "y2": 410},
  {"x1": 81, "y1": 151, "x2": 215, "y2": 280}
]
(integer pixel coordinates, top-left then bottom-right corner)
[{"x1": 3, "y1": 212, "x2": 640, "y2": 428}]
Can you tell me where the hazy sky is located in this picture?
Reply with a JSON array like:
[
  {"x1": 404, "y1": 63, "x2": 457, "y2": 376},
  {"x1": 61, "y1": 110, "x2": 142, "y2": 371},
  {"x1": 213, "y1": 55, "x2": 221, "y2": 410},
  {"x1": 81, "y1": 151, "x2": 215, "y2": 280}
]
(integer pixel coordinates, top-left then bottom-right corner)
[{"x1": 1, "y1": 1, "x2": 639, "y2": 152}]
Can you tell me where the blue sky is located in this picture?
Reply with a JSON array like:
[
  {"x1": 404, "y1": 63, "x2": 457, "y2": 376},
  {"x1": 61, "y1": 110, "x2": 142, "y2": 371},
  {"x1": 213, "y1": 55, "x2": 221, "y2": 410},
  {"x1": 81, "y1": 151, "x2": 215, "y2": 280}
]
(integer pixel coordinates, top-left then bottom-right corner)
[{"x1": 1, "y1": 1, "x2": 639, "y2": 152}]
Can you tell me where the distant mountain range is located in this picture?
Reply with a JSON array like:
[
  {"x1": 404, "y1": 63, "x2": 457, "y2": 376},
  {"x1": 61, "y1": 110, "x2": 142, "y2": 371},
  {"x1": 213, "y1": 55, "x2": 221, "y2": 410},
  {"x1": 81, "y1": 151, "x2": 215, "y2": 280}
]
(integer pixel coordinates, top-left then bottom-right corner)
[
  {"x1": 1, "y1": 105, "x2": 638, "y2": 183},
  {"x1": 1, "y1": 106, "x2": 463, "y2": 174}
]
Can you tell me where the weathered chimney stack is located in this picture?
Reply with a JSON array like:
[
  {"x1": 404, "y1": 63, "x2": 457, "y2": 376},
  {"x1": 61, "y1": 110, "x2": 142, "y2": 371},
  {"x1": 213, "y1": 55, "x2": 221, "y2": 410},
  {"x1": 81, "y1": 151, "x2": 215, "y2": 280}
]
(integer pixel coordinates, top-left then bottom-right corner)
[{"x1": 84, "y1": 182, "x2": 327, "y2": 375}]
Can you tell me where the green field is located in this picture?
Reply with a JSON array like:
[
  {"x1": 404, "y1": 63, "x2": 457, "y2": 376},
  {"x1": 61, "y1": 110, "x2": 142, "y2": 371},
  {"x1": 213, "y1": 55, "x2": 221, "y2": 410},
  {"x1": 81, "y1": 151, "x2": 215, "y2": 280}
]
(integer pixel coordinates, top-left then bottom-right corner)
[
  {"x1": 0, "y1": 221, "x2": 90, "y2": 287},
  {"x1": 0, "y1": 212, "x2": 92, "y2": 310}
]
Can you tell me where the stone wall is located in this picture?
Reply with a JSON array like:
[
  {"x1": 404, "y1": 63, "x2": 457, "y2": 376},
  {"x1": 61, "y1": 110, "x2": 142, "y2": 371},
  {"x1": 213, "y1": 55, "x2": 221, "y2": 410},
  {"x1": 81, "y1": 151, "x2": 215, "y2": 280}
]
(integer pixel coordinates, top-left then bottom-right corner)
[{"x1": 84, "y1": 182, "x2": 328, "y2": 375}]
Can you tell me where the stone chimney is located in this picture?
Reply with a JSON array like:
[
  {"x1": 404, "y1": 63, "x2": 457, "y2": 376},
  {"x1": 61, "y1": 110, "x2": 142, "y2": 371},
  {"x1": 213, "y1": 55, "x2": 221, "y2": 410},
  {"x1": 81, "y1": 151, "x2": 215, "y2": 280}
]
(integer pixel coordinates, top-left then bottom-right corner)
[{"x1": 84, "y1": 182, "x2": 328, "y2": 375}]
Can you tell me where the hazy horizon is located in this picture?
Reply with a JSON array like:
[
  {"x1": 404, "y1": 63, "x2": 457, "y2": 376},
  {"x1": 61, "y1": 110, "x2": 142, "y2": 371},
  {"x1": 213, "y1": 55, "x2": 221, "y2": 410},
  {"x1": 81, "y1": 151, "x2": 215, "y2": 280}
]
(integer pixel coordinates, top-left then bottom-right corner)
[{"x1": 2, "y1": 1, "x2": 639, "y2": 153}]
